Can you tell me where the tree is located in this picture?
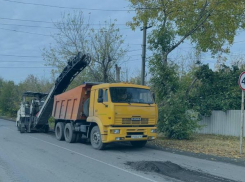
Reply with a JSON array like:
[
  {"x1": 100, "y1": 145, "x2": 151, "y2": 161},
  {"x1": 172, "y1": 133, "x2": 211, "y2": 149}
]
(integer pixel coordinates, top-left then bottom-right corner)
[
  {"x1": 18, "y1": 74, "x2": 53, "y2": 93},
  {"x1": 189, "y1": 64, "x2": 242, "y2": 116},
  {"x1": 150, "y1": 58, "x2": 200, "y2": 139},
  {"x1": 43, "y1": 11, "x2": 127, "y2": 86},
  {"x1": 129, "y1": 70, "x2": 141, "y2": 85},
  {"x1": 128, "y1": 0, "x2": 245, "y2": 139},
  {"x1": 42, "y1": 11, "x2": 92, "y2": 88},
  {"x1": 90, "y1": 23, "x2": 127, "y2": 82},
  {"x1": 0, "y1": 81, "x2": 19, "y2": 116},
  {"x1": 43, "y1": 11, "x2": 90, "y2": 71},
  {"x1": 128, "y1": 0, "x2": 245, "y2": 64}
]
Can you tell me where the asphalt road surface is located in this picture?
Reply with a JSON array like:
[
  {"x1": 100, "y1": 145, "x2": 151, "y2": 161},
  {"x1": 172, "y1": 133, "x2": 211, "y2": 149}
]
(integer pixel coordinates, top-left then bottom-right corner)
[{"x1": 0, "y1": 119, "x2": 244, "y2": 182}]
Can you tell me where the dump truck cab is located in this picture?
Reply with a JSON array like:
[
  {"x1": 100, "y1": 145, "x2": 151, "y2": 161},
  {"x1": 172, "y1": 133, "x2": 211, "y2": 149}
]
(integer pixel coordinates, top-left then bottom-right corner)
[{"x1": 87, "y1": 83, "x2": 158, "y2": 148}]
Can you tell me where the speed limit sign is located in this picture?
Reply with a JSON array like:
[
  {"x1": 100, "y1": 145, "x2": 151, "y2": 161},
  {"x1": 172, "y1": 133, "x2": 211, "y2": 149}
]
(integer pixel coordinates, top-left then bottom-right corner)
[{"x1": 239, "y1": 71, "x2": 245, "y2": 90}]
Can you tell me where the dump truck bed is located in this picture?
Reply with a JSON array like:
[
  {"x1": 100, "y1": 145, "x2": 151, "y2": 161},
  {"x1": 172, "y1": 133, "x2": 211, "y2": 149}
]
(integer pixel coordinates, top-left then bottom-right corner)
[{"x1": 52, "y1": 84, "x2": 93, "y2": 121}]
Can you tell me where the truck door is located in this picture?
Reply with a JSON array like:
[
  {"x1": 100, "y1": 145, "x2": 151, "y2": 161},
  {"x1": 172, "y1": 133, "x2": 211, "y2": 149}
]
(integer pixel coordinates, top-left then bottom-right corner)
[{"x1": 94, "y1": 89, "x2": 109, "y2": 125}]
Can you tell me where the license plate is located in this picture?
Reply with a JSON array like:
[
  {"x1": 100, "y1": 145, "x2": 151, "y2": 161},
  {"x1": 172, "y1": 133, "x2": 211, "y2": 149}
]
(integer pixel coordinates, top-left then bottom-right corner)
[
  {"x1": 131, "y1": 135, "x2": 143, "y2": 139},
  {"x1": 131, "y1": 117, "x2": 141, "y2": 121}
]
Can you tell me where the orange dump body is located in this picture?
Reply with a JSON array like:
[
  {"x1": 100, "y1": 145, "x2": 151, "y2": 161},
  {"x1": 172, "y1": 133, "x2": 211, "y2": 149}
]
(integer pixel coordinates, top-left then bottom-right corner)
[{"x1": 52, "y1": 84, "x2": 92, "y2": 121}]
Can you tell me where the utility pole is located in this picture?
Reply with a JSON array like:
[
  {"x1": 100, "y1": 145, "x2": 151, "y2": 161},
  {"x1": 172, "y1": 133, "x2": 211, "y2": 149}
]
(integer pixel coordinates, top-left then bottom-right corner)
[
  {"x1": 240, "y1": 90, "x2": 244, "y2": 154},
  {"x1": 238, "y1": 72, "x2": 245, "y2": 154},
  {"x1": 141, "y1": 24, "x2": 152, "y2": 85},
  {"x1": 115, "y1": 64, "x2": 121, "y2": 82}
]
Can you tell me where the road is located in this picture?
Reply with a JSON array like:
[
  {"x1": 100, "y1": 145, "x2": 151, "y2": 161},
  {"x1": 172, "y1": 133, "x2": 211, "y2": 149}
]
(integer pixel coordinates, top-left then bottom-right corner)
[{"x1": 0, "y1": 119, "x2": 244, "y2": 182}]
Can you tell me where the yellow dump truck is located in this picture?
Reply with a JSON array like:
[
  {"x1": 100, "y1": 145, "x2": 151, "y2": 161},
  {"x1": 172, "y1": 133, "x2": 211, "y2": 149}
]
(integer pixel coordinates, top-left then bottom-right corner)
[{"x1": 53, "y1": 82, "x2": 158, "y2": 150}]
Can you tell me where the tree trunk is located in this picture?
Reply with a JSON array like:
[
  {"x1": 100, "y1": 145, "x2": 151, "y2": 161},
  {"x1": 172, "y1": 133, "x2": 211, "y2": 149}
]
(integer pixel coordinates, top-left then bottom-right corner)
[
  {"x1": 162, "y1": 52, "x2": 168, "y2": 65},
  {"x1": 103, "y1": 70, "x2": 108, "y2": 83}
]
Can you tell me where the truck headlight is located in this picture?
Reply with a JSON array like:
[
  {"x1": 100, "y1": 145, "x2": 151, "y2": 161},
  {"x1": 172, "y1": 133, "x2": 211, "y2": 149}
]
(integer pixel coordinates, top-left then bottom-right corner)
[
  {"x1": 112, "y1": 129, "x2": 120, "y2": 134},
  {"x1": 151, "y1": 129, "x2": 157, "y2": 133}
]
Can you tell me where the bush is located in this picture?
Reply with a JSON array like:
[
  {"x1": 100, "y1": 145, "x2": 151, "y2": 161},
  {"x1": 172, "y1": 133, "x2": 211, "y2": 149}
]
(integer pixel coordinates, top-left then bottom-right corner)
[
  {"x1": 150, "y1": 59, "x2": 201, "y2": 139},
  {"x1": 157, "y1": 94, "x2": 201, "y2": 139}
]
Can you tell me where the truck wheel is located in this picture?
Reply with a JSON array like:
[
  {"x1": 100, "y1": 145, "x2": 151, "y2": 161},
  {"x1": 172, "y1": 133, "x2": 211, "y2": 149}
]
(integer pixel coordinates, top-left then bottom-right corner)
[
  {"x1": 20, "y1": 126, "x2": 25, "y2": 133},
  {"x1": 44, "y1": 125, "x2": 49, "y2": 133},
  {"x1": 130, "y1": 141, "x2": 147, "y2": 148},
  {"x1": 76, "y1": 134, "x2": 81, "y2": 143},
  {"x1": 55, "y1": 122, "x2": 65, "y2": 141},
  {"x1": 90, "y1": 126, "x2": 106, "y2": 150},
  {"x1": 64, "y1": 123, "x2": 76, "y2": 143},
  {"x1": 17, "y1": 121, "x2": 20, "y2": 131}
]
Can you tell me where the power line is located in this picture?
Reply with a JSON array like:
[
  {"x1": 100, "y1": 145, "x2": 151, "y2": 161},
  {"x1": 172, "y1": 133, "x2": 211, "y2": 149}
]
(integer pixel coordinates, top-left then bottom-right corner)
[
  {"x1": 0, "y1": 61, "x2": 44, "y2": 62},
  {"x1": 0, "y1": 54, "x2": 41, "y2": 58},
  {"x1": 0, "y1": 66, "x2": 54, "y2": 68},
  {"x1": 0, "y1": 27, "x2": 51, "y2": 36},
  {"x1": 0, "y1": 23, "x2": 57, "y2": 29},
  {"x1": 0, "y1": 17, "x2": 53, "y2": 24},
  {"x1": 127, "y1": 49, "x2": 142, "y2": 52},
  {"x1": 0, "y1": 26, "x2": 132, "y2": 37},
  {"x1": 0, "y1": 51, "x2": 142, "y2": 58},
  {"x1": 119, "y1": 59, "x2": 141, "y2": 65},
  {"x1": 0, "y1": 23, "x2": 132, "y2": 30},
  {"x1": 233, "y1": 40, "x2": 245, "y2": 44},
  {"x1": 130, "y1": 43, "x2": 142, "y2": 45},
  {"x1": 0, "y1": 53, "x2": 142, "y2": 60},
  {"x1": 0, "y1": 17, "x2": 127, "y2": 26},
  {"x1": 129, "y1": 54, "x2": 142, "y2": 57},
  {"x1": 2, "y1": 0, "x2": 134, "y2": 12}
]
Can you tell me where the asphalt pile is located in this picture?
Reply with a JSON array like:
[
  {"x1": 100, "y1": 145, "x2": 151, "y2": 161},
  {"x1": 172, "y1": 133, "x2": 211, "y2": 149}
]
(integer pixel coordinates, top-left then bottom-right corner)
[{"x1": 126, "y1": 161, "x2": 238, "y2": 182}]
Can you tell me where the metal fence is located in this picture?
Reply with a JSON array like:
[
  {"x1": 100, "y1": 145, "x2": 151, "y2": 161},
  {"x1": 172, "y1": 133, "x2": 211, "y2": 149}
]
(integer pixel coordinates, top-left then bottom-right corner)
[{"x1": 198, "y1": 110, "x2": 245, "y2": 137}]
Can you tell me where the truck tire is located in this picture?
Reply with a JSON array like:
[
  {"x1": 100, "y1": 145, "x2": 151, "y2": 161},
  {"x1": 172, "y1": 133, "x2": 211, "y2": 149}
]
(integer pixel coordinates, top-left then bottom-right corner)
[
  {"x1": 17, "y1": 121, "x2": 20, "y2": 131},
  {"x1": 90, "y1": 126, "x2": 106, "y2": 150},
  {"x1": 55, "y1": 122, "x2": 65, "y2": 141},
  {"x1": 64, "y1": 123, "x2": 76, "y2": 143},
  {"x1": 44, "y1": 125, "x2": 49, "y2": 133},
  {"x1": 130, "y1": 141, "x2": 147, "y2": 148},
  {"x1": 20, "y1": 126, "x2": 25, "y2": 133},
  {"x1": 76, "y1": 134, "x2": 81, "y2": 143}
]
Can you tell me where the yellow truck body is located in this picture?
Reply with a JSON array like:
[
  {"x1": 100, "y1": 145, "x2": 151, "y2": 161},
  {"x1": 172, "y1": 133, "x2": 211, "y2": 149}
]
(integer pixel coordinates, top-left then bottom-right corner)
[
  {"x1": 53, "y1": 82, "x2": 158, "y2": 149},
  {"x1": 87, "y1": 83, "x2": 158, "y2": 143}
]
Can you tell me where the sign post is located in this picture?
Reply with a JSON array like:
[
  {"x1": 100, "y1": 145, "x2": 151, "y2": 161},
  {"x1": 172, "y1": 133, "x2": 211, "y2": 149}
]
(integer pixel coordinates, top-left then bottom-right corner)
[{"x1": 238, "y1": 72, "x2": 245, "y2": 154}]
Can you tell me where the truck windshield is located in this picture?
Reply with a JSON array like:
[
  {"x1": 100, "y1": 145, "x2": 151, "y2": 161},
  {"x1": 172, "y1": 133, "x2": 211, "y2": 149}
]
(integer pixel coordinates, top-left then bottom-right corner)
[{"x1": 109, "y1": 87, "x2": 154, "y2": 104}]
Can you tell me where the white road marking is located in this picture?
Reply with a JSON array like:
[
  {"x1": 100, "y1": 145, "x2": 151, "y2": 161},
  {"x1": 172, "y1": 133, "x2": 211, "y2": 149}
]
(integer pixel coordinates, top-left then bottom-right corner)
[{"x1": 5, "y1": 127, "x2": 159, "y2": 182}]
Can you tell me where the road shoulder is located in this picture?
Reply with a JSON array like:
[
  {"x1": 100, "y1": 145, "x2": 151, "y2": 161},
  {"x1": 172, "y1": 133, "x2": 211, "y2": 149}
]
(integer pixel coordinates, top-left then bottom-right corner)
[{"x1": 146, "y1": 143, "x2": 245, "y2": 167}]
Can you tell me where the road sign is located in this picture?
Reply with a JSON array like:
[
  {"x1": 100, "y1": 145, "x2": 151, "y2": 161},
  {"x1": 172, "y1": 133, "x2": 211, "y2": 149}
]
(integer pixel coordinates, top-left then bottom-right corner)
[
  {"x1": 239, "y1": 72, "x2": 245, "y2": 154},
  {"x1": 239, "y1": 71, "x2": 245, "y2": 90}
]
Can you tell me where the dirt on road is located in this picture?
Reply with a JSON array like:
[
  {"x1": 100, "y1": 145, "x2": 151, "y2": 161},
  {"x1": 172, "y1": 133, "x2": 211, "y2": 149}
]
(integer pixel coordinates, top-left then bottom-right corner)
[{"x1": 126, "y1": 161, "x2": 239, "y2": 182}]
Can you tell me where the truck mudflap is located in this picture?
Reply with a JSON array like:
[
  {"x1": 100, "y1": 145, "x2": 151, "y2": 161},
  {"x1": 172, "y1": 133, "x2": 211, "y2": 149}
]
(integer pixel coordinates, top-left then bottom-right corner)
[{"x1": 102, "y1": 126, "x2": 157, "y2": 143}]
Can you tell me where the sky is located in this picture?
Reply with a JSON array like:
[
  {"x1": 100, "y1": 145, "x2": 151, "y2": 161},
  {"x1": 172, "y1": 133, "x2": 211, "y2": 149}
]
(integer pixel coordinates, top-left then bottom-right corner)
[{"x1": 1, "y1": 0, "x2": 245, "y2": 84}]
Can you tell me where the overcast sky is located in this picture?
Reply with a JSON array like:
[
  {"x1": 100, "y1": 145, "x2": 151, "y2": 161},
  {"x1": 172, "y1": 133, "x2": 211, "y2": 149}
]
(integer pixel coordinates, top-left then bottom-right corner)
[{"x1": 1, "y1": 0, "x2": 245, "y2": 83}]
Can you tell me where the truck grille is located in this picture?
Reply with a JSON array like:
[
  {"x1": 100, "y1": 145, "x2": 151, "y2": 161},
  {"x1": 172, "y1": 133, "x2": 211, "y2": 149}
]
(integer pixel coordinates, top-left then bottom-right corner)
[
  {"x1": 122, "y1": 118, "x2": 148, "y2": 124},
  {"x1": 127, "y1": 132, "x2": 144, "y2": 135}
]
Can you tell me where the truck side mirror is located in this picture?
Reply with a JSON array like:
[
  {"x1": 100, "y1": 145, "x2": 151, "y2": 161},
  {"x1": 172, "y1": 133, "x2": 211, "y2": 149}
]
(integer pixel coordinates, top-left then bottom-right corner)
[{"x1": 97, "y1": 89, "x2": 103, "y2": 103}]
